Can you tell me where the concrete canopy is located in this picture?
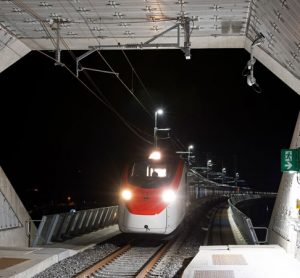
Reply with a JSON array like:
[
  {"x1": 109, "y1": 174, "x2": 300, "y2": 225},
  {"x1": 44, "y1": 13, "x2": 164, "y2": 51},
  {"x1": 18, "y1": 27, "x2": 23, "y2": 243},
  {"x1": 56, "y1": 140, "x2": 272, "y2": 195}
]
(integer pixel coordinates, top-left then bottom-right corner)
[{"x1": 0, "y1": 0, "x2": 299, "y2": 95}]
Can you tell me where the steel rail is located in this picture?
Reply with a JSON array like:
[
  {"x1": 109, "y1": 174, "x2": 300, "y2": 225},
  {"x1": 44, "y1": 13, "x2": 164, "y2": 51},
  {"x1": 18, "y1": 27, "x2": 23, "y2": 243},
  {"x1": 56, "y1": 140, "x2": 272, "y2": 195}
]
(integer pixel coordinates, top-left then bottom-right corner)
[
  {"x1": 74, "y1": 239, "x2": 175, "y2": 278},
  {"x1": 136, "y1": 239, "x2": 175, "y2": 278},
  {"x1": 75, "y1": 244, "x2": 131, "y2": 278}
]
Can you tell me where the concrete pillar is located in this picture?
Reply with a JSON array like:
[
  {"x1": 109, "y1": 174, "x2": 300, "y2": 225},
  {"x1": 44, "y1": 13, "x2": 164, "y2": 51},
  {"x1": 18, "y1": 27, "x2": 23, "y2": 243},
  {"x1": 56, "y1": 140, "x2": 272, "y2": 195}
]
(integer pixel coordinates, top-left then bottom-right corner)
[
  {"x1": 0, "y1": 28, "x2": 31, "y2": 73},
  {"x1": 0, "y1": 166, "x2": 36, "y2": 247},
  {"x1": 268, "y1": 112, "x2": 300, "y2": 260}
]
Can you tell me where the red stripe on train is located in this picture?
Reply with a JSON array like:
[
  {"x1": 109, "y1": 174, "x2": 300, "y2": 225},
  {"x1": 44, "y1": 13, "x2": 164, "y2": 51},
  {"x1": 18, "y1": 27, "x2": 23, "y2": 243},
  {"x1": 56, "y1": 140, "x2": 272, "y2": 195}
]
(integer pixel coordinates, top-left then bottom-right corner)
[{"x1": 122, "y1": 161, "x2": 184, "y2": 215}]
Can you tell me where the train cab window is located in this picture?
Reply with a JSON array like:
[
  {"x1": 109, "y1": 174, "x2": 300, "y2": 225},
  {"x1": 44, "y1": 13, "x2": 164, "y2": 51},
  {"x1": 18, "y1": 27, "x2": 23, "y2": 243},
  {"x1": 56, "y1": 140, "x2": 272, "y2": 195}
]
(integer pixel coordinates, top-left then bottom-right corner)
[
  {"x1": 152, "y1": 170, "x2": 158, "y2": 177},
  {"x1": 148, "y1": 167, "x2": 167, "y2": 178},
  {"x1": 128, "y1": 161, "x2": 177, "y2": 188}
]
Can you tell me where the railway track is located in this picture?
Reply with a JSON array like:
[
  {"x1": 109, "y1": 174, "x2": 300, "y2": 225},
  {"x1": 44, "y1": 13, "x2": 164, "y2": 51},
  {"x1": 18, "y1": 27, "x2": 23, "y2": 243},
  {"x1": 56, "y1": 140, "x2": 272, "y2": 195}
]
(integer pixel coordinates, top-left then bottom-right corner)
[
  {"x1": 75, "y1": 239, "x2": 175, "y2": 278},
  {"x1": 34, "y1": 197, "x2": 228, "y2": 278},
  {"x1": 205, "y1": 203, "x2": 236, "y2": 245}
]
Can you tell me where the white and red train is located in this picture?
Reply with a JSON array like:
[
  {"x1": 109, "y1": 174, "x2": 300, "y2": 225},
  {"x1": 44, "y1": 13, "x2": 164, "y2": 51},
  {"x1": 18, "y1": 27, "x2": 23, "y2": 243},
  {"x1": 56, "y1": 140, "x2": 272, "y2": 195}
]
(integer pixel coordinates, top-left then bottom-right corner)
[{"x1": 118, "y1": 150, "x2": 189, "y2": 234}]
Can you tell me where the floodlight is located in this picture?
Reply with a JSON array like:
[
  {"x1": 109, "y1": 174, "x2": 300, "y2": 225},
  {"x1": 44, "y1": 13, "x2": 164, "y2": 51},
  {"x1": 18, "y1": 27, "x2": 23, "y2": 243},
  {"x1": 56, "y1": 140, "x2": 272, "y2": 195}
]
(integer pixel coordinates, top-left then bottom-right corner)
[
  {"x1": 156, "y1": 109, "x2": 163, "y2": 115},
  {"x1": 154, "y1": 109, "x2": 164, "y2": 147},
  {"x1": 252, "y1": 33, "x2": 265, "y2": 47},
  {"x1": 243, "y1": 33, "x2": 264, "y2": 93},
  {"x1": 247, "y1": 74, "x2": 256, "y2": 86},
  {"x1": 185, "y1": 47, "x2": 191, "y2": 60}
]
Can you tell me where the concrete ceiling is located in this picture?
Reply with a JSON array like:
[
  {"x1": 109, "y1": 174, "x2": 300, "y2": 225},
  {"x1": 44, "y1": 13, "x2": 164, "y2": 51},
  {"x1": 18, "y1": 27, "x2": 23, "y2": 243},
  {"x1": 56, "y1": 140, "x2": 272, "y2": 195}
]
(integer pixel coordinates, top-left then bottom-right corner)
[{"x1": 0, "y1": 0, "x2": 300, "y2": 95}]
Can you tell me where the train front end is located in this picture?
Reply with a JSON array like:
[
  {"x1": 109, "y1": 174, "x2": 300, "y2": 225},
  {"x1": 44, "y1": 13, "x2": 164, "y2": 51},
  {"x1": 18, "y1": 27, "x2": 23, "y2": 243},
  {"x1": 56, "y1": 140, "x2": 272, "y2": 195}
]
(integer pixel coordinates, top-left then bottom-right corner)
[{"x1": 118, "y1": 151, "x2": 187, "y2": 234}]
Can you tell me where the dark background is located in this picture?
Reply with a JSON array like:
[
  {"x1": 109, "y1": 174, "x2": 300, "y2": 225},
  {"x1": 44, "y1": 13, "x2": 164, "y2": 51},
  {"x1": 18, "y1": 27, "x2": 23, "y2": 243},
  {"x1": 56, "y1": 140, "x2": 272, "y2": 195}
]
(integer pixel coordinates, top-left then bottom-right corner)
[{"x1": 0, "y1": 49, "x2": 299, "y2": 215}]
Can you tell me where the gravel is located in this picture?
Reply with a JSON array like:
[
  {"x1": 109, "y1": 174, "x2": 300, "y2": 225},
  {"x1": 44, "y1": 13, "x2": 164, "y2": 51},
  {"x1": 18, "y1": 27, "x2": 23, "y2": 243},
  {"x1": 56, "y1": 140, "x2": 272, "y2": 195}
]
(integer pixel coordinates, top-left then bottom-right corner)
[{"x1": 33, "y1": 243, "x2": 118, "y2": 278}]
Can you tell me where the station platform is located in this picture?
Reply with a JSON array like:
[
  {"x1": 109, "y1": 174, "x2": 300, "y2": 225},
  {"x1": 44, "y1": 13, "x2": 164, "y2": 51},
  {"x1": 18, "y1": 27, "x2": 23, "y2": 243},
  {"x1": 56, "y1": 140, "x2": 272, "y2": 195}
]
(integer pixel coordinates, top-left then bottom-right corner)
[
  {"x1": 183, "y1": 205, "x2": 300, "y2": 277},
  {"x1": 182, "y1": 244, "x2": 300, "y2": 278},
  {"x1": 0, "y1": 225, "x2": 120, "y2": 278}
]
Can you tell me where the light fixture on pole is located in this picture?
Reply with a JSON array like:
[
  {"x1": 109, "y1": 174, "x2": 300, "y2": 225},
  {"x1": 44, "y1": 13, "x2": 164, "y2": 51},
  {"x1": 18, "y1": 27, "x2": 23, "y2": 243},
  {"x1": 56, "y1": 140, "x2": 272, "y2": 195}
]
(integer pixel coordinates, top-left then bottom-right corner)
[
  {"x1": 188, "y1": 145, "x2": 194, "y2": 164},
  {"x1": 154, "y1": 109, "x2": 163, "y2": 148},
  {"x1": 176, "y1": 144, "x2": 195, "y2": 165},
  {"x1": 222, "y1": 167, "x2": 227, "y2": 184},
  {"x1": 207, "y1": 159, "x2": 212, "y2": 179},
  {"x1": 243, "y1": 32, "x2": 265, "y2": 93},
  {"x1": 235, "y1": 172, "x2": 239, "y2": 187}
]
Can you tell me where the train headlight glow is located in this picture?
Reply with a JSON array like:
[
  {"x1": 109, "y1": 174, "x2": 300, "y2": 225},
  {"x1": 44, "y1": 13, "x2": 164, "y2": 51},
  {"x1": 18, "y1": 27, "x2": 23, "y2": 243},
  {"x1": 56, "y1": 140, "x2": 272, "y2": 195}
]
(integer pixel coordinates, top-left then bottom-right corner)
[
  {"x1": 121, "y1": 189, "x2": 132, "y2": 201},
  {"x1": 162, "y1": 189, "x2": 176, "y2": 203},
  {"x1": 149, "y1": 151, "x2": 161, "y2": 160}
]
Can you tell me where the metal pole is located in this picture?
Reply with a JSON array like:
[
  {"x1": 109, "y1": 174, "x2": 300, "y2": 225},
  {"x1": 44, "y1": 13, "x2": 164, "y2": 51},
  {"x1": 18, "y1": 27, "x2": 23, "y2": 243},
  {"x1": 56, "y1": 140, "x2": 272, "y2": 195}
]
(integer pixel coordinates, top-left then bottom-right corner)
[
  {"x1": 207, "y1": 159, "x2": 212, "y2": 179},
  {"x1": 154, "y1": 112, "x2": 157, "y2": 147},
  {"x1": 187, "y1": 145, "x2": 193, "y2": 165},
  {"x1": 54, "y1": 20, "x2": 62, "y2": 66},
  {"x1": 154, "y1": 110, "x2": 164, "y2": 148}
]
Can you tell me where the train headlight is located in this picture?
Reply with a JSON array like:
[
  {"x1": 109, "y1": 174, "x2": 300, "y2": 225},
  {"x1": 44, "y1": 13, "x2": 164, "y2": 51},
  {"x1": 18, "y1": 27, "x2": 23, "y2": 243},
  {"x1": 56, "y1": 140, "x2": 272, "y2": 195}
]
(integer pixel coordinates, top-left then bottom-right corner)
[
  {"x1": 121, "y1": 189, "x2": 132, "y2": 201},
  {"x1": 162, "y1": 189, "x2": 176, "y2": 203},
  {"x1": 149, "y1": 150, "x2": 161, "y2": 160}
]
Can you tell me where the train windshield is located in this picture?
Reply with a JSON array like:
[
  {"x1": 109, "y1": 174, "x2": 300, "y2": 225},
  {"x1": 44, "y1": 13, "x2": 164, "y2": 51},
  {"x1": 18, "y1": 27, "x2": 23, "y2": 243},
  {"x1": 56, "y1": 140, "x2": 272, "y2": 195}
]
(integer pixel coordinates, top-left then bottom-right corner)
[{"x1": 128, "y1": 161, "x2": 178, "y2": 188}]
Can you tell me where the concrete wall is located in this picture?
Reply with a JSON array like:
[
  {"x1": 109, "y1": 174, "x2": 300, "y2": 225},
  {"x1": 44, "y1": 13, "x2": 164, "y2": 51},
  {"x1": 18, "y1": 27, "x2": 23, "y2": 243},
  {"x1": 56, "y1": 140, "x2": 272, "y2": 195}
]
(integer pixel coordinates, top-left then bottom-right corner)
[
  {"x1": 268, "y1": 112, "x2": 300, "y2": 260},
  {"x1": 0, "y1": 166, "x2": 36, "y2": 247}
]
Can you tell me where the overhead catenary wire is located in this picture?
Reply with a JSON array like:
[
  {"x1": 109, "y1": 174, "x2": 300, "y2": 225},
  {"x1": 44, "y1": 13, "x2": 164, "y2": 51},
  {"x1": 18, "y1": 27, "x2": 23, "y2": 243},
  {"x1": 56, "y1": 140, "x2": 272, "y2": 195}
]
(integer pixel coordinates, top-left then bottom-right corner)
[
  {"x1": 80, "y1": 49, "x2": 186, "y2": 149},
  {"x1": 11, "y1": 0, "x2": 154, "y2": 145},
  {"x1": 121, "y1": 50, "x2": 155, "y2": 109},
  {"x1": 80, "y1": 3, "x2": 189, "y2": 149},
  {"x1": 86, "y1": 20, "x2": 188, "y2": 151},
  {"x1": 171, "y1": 135, "x2": 187, "y2": 151},
  {"x1": 85, "y1": 0, "x2": 157, "y2": 113},
  {"x1": 88, "y1": 0, "x2": 155, "y2": 115},
  {"x1": 11, "y1": 0, "x2": 57, "y2": 48},
  {"x1": 55, "y1": 44, "x2": 156, "y2": 144},
  {"x1": 85, "y1": 0, "x2": 190, "y2": 153},
  {"x1": 68, "y1": 0, "x2": 154, "y2": 119},
  {"x1": 95, "y1": 50, "x2": 153, "y2": 118},
  {"x1": 12, "y1": 0, "x2": 189, "y2": 150},
  {"x1": 37, "y1": 50, "x2": 153, "y2": 145}
]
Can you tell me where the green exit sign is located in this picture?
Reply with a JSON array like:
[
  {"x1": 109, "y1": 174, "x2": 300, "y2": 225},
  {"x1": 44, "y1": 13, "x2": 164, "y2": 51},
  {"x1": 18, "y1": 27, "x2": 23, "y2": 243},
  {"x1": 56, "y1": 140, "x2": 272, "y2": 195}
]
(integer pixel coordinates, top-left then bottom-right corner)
[{"x1": 281, "y1": 148, "x2": 300, "y2": 172}]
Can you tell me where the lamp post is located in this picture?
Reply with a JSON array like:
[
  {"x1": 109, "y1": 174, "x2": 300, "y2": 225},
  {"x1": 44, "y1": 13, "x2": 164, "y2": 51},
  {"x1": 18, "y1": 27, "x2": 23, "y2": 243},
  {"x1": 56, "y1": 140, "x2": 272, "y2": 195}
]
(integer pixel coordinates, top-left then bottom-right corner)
[
  {"x1": 235, "y1": 172, "x2": 239, "y2": 187},
  {"x1": 222, "y1": 167, "x2": 227, "y2": 184},
  {"x1": 188, "y1": 145, "x2": 194, "y2": 164},
  {"x1": 207, "y1": 159, "x2": 212, "y2": 179},
  {"x1": 154, "y1": 109, "x2": 163, "y2": 147},
  {"x1": 176, "y1": 144, "x2": 195, "y2": 165}
]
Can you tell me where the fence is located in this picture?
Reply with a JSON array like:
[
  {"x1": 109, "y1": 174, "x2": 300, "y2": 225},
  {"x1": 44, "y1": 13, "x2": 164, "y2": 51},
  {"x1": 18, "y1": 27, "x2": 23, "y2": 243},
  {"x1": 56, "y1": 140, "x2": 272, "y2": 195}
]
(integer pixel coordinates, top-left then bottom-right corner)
[
  {"x1": 32, "y1": 206, "x2": 118, "y2": 246},
  {"x1": 228, "y1": 194, "x2": 274, "y2": 244}
]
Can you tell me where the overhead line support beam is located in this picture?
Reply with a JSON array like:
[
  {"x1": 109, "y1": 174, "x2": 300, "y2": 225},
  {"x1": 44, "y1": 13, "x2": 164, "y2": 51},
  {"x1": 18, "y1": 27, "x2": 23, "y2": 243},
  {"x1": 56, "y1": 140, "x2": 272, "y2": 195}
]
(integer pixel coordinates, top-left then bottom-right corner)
[
  {"x1": 76, "y1": 16, "x2": 192, "y2": 73},
  {"x1": 76, "y1": 48, "x2": 96, "y2": 77}
]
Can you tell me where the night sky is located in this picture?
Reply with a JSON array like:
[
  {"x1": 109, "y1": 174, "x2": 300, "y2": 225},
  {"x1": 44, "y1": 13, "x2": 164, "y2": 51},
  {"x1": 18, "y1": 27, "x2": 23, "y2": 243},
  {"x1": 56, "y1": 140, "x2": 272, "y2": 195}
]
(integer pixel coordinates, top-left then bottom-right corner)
[{"x1": 0, "y1": 48, "x2": 299, "y2": 212}]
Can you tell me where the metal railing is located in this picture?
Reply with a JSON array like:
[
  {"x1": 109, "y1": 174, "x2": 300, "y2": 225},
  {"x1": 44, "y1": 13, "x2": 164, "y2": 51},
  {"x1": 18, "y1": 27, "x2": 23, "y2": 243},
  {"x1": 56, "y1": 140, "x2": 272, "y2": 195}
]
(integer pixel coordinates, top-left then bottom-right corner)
[
  {"x1": 32, "y1": 206, "x2": 118, "y2": 246},
  {"x1": 228, "y1": 194, "x2": 272, "y2": 244}
]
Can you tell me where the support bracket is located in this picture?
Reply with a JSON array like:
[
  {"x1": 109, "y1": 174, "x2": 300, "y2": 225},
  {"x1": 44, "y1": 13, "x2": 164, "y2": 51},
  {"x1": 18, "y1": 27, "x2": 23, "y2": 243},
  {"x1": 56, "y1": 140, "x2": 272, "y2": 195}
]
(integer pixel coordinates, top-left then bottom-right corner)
[{"x1": 75, "y1": 16, "x2": 192, "y2": 75}]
